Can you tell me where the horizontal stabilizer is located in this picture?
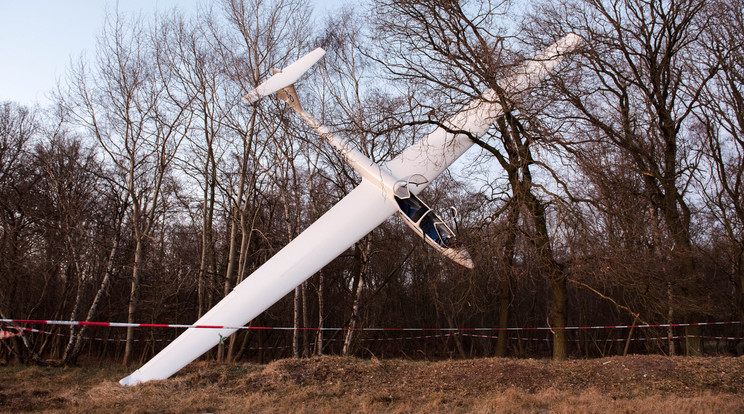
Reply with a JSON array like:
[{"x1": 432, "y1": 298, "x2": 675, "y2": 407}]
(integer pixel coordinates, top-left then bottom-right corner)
[{"x1": 242, "y1": 48, "x2": 326, "y2": 104}]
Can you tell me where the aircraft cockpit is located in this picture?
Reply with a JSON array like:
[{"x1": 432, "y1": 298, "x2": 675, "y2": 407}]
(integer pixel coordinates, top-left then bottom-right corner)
[
  {"x1": 395, "y1": 196, "x2": 457, "y2": 249},
  {"x1": 393, "y1": 175, "x2": 473, "y2": 268}
]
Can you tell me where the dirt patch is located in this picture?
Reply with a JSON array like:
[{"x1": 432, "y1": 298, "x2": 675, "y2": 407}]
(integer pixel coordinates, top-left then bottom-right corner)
[{"x1": 1, "y1": 356, "x2": 743, "y2": 413}]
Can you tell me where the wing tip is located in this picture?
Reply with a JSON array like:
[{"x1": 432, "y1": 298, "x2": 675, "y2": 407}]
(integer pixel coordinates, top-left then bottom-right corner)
[
  {"x1": 242, "y1": 91, "x2": 260, "y2": 105},
  {"x1": 119, "y1": 372, "x2": 140, "y2": 387},
  {"x1": 558, "y1": 33, "x2": 583, "y2": 54}
]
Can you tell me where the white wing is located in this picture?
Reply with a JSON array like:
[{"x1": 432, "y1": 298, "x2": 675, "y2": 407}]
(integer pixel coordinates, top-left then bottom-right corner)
[
  {"x1": 120, "y1": 178, "x2": 397, "y2": 385},
  {"x1": 384, "y1": 34, "x2": 582, "y2": 194}
]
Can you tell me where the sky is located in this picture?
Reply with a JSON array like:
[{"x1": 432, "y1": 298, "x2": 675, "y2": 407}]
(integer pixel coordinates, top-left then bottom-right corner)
[{"x1": 0, "y1": 0, "x2": 345, "y2": 107}]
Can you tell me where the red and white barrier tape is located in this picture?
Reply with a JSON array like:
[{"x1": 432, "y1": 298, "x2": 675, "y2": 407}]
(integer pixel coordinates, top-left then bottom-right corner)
[
  {"x1": 3, "y1": 325, "x2": 458, "y2": 347},
  {"x1": 3, "y1": 326, "x2": 172, "y2": 342},
  {"x1": 460, "y1": 332, "x2": 744, "y2": 342},
  {"x1": 1, "y1": 318, "x2": 740, "y2": 332},
  {"x1": 0, "y1": 327, "x2": 23, "y2": 339},
  {"x1": 7, "y1": 326, "x2": 744, "y2": 350},
  {"x1": 7, "y1": 324, "x2": 743, "y2": 349}
]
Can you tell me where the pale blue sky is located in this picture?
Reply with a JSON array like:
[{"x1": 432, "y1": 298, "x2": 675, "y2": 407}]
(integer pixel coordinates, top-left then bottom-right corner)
[{"x1": 0, "y1": 0, "x2": 345, "y2": 107}]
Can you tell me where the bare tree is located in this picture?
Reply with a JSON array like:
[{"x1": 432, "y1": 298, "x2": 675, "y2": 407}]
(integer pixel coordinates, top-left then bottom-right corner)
[
  {"x1": 694, "y1": 0, "x2": 744, "y2": 320},
  {"x1": 0, "y1": 102, "x2": 46, "y2": 363},
  {"x1": 531, "y1": 0, "x2": 719, "y2": 354},
  {"x1": 33, "y1": 128, "x2": 102, "y2": 365},
  {"x1": 203, "y1": 0, "x2": 314, "y2": 360},
  {"x1": 369, "y1": 0, "x2": 577, "y2": 359},
  {"x1": 157, "y1": 9, "x2": 230, "y2": 318},
  {"x1": 64, "y1": 12, "x2": 191, "y2": 365}
]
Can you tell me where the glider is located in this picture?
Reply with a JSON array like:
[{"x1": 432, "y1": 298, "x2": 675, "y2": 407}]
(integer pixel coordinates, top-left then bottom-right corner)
[{"x1": 120, "y1": 33, "x2": 581, "y2": 386}]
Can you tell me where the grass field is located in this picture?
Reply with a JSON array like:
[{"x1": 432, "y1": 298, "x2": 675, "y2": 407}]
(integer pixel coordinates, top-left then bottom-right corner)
[{"x1": 2, "y1": 355, "x2": 743, "y2": 413}]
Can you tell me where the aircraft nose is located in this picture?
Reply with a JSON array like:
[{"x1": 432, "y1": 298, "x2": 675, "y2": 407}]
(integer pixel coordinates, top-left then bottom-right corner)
[{"x1": 453, "y1": 248, "x2": 474, "y2": 269}]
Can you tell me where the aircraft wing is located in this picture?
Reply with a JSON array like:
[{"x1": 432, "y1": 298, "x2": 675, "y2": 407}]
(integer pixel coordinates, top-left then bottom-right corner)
[
  {"x1": 120, "y1": 178, "x2": 397, "y2": 386},
  {"x1": 384, "y1": 33, "x2": 582, "y2": 195}
]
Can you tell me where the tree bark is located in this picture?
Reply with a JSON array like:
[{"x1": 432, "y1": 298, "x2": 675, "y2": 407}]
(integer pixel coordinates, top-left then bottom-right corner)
[
  {"x1": 66, "y1": 213, "x2": 124, "y2": 365},
  {"x1": 293, "y1": 285, "x2": 301, "y2": 358},
  {"x1": 316, "y1": 270, "x2": 325, "y2": 356},
  {"x1": 123, "y1": 240, "x2": 144, "y2": 367},
  {"x1": 495, "y1": 202, "x2": 520, "y2": 357},
  {"x1": 343, "y1": 238, "x2": 370, "y2": 356}
]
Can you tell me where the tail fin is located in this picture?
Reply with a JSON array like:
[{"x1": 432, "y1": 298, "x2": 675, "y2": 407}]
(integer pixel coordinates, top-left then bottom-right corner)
[
  {"x1": 277, "y1": 85, "x2": 303, "y2": 112},
  {"x1": 242, "y1": 48, "x2": 326, "y2": 105}
]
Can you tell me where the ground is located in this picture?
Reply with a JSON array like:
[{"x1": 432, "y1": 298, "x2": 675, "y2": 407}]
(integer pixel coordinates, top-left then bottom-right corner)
[{"x1": 1, "y1": 355, "x2": 743, "y2": 413}]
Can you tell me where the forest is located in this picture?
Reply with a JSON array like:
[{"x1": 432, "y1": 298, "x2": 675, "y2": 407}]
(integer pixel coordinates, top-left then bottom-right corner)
[{"x1": 1, "y1": 0, "x2": 743, "y2": 367}]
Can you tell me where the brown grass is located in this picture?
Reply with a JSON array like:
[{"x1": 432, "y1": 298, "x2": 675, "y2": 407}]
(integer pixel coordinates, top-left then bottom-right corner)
[{"x1": 2, "y1": 355, "x2": 743, "y2": 413}]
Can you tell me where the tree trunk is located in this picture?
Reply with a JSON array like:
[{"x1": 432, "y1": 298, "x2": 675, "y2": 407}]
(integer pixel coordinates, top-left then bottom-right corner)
[
  {"x1": 549, "y1": 272, "x2": 568, "y2": 360},
  {"x1": 222, "y1": 205, "x2": 241, "y2": 363},
  {"x1": 495, "y1": 275, "x2": 511, "y2": 357},
  {"x1": 222, "y1": 112, "x2": 256, "y2": 362},
  {"x1": 496, "y1": 203, "x2": 519, "y2": 357},
  {"x1": 123, "y1": 239, "x2": 143, "y2": 367},
  {"x1": 61, "y1": 257, "x2": 84, "y2": 364},
  {"x1": 293, "y1": 286, "x2": 301, "y2": 358},
  {"x1": 198, "y1": 149, "x2": 217, "y2": 318},
  {"x1": 302, "y1": 281, "x2": 309, "y2": 357},
  {"x1": 738, "y1": 250, "x2": 744, "y2": 322},
  {"x1": 316, "y1": 270, "x2": 325, "y2": 356},
  {"x1": 343, "y1": 271, "x2": 364, "y2": 356},
  {"x1": 525, "y1": 190, "x2": 568, "y2": 360},
  {"x1": 65, "y1": 200, "x2": 126, "y2": 365},
  {"x1": 667, "y1": 282, "x2": 676, "y2": 356},
  {"x1": 69, "y1": 237, "x2": 121, "y2": 364},
  {"x1": 343, "y1": 239, "x2": 370, "y2": 356}
]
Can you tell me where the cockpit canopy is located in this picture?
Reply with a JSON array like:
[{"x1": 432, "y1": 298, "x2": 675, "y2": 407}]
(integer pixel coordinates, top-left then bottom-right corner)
[
  {"x1": 393, "y1": 174, "x2": 428, "y2": 199},
  {"x1": 394, "y1": 193, "x2": 458, "y2": 249}
]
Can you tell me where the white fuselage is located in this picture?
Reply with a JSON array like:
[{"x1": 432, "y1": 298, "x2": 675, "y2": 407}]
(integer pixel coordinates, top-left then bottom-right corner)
[{"x1": 296, "y1": 108, "x2": 474, "y2": 269}]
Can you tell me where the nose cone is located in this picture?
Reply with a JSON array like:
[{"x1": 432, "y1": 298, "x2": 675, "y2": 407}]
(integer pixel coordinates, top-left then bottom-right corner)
[{"x1": 445, "y1": 247, "x2": 474, "y2": 269}]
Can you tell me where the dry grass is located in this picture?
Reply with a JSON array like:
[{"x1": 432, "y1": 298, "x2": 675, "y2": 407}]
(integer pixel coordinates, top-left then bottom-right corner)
[{"x1": 2, "y1": 355, "x2": 743, "y2": 413}]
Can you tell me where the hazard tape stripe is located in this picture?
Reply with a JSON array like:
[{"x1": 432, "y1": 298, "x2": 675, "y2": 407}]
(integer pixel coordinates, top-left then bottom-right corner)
[
  {"x1": 460, "y1": 333, "x2": 744, "y2": 342},
  {"x1": 3, "y1": 327, "x2": 171, "y2": 342},
  {"x1": 4, "y1": 326, "x2": 459, "y2": 345},
  {"x1": 1, "y1": 319, "x2": 741, "y2": 332},
  {"x1": 10, "y1": 325, "x2": 743, "y2": 347}
]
